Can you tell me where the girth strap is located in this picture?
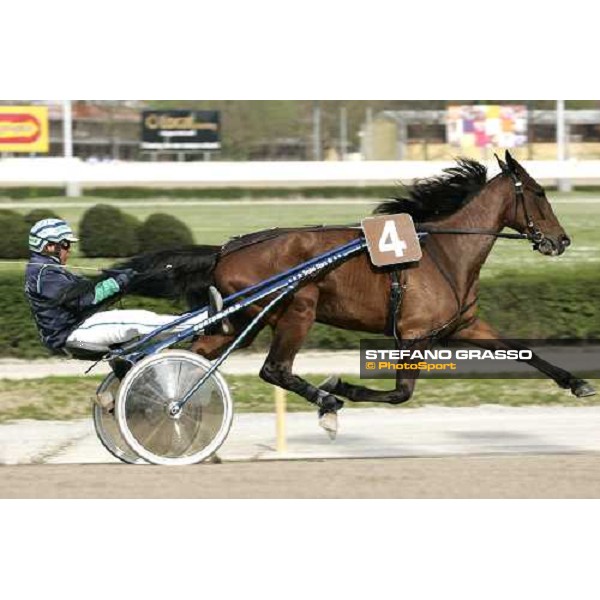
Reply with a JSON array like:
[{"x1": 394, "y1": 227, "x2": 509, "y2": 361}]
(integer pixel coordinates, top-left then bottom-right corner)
[{"x1": 383, "y1": 269, "x2": 480, "y2": 348}]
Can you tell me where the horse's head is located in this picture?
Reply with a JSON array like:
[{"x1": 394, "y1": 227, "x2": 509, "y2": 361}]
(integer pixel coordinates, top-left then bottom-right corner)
[{"x1": 496, "y1": 150, "x2": 570, "y2": 256}]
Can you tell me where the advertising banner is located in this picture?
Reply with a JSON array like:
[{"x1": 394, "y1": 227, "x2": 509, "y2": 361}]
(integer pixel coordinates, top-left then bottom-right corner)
[
  {"x1": 0, "y1": 106, "x2": 49, "y2": 153},
  {"x1": 141, "y1": 110, "x2": 221, "y2": 151},
  {"x1": 447, "y1": 105, "x2": 527, "y2": 149}
]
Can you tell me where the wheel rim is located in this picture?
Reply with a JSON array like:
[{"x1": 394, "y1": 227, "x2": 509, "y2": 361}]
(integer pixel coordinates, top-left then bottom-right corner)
[
  {"x1": 93, "y1": 373, "x2": 146, "y2": 465},
  {"x1": 116, "y1": 351, "x2": 233, "y2": 466}
]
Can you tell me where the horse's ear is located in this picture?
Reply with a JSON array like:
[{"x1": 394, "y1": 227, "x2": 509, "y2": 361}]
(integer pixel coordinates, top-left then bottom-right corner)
[
  {"x1": 495, "y1": 153, "x2": 508, "y2": 173},
  {"x1": 504, "y1": 149, "x2": 518, "y2": 172}
]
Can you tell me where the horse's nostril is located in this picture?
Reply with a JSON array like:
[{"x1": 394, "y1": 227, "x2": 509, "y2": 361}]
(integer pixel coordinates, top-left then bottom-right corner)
[{"x1": 561, "y1": 235, "x2": 571, "y2": 247}]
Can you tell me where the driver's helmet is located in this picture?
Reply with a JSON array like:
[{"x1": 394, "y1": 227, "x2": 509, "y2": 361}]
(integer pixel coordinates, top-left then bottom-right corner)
[{"x1": 29, "y1": 218, "x2": 79, "y2": 253}]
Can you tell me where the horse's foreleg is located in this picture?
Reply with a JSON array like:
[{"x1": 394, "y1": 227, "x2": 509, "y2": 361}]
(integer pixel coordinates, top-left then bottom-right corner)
[
  {"x1": 451, "y1": 318, "x2": 596, "y2": 397},
  {"x1": 258, "y1": 285, "x2": 343, "y2": 437}
]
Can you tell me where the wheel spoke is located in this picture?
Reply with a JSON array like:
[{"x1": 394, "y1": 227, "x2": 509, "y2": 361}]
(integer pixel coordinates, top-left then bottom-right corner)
[
  {"x1": 117, "y1": 351, "x2": 233, "y2": 465},
  {"x1": 93, "y1": 374, "x2": 145, "y2": 464}
]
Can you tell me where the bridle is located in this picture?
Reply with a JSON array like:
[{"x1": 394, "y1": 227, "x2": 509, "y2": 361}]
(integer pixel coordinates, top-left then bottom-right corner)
[{"x1": 507, "y1": 169, "x2": 545, "y2": 248}]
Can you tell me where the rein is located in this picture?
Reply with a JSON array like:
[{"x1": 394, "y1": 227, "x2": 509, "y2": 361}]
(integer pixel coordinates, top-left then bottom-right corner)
[
  {"x1": 0, "y1": 261, "x2": 107, "y2": 271},
  {"x1": 417, "y1": 227, "x2": 528, "y2": 240}
]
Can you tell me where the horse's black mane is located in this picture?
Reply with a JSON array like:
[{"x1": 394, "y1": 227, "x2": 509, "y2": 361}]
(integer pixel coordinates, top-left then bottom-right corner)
[{"x1": 373, "y1": 158, "x2": 488, "y2": 222}]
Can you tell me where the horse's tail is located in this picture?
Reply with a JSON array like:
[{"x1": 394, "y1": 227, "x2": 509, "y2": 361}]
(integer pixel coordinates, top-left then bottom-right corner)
[{"x1": 113, "y1": 244, "x2": 221, "y2": 308}]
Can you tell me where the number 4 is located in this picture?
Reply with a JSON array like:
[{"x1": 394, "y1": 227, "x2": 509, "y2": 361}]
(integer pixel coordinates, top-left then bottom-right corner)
[{"x1": 378, "y1": 220, "x2": 407, "y2": 257}]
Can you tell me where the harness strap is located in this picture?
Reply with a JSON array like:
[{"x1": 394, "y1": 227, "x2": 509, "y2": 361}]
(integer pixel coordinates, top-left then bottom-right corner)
[
  {"x1": 424, "y1": 237, "x2": 461, "y2": 313},
  {"x1": 452, "y1": 297, "x2": 479, "y2": 333},
  {"x1": 403, "y1": 295, "x2": 480, "y2": 347},
  {"x1": 385, "y1": 269, "x2": 405, "y2": 344},
  {"x1": 393, "y1": 234, "x2": 480, "y2": 347}
]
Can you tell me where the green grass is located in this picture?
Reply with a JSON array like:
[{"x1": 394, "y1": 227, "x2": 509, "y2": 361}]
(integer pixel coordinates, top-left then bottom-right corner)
[
  {"x1": 3, "y1": 195, "x2": 598, "y2": 279},
  {"x1": 484, "y1": 201, "x2": 600, "y2": 278},
  {"x1": 0, "y1": 373, "x2": 598, "y2": 423}
]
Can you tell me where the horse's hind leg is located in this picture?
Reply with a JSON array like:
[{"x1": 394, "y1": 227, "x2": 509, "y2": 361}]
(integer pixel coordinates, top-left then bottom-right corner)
[
  {"x1": 259, "y1": 285, "x2": 344, "y2": 438},
  {"x1": 191, "y1": 316, "x2": 265, "y2": 360},
  {"x1": 191, "y1": 333, "x2": 237, "y2": 360},
  {"x1": 319, "y1": 340, "x2": 431, "y2": 404},
  {"x1": 321, "y1": 371, "x2": 419, "y2": 405},
  {"x1": 319, "y1": 340, "x2": 429, "y2": 405}
]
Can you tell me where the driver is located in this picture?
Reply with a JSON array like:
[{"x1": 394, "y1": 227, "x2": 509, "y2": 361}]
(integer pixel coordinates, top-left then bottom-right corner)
[{"x1": 24, "y1": 218, "x2": 225, "y2": 354}]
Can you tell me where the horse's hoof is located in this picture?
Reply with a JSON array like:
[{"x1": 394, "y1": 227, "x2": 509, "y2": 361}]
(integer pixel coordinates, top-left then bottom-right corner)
[
  {"x1": 319, "y1": 375, "x2": 340, "y2": 394},
  {"x1": 315, "y1": 389, "x2": 344, "y2": 413},
  {"x1": 572, "y1": 379, "x2": 597, "y2": 398},
  {"x1": 319, "y1": 412, "x2": 338, "y2": 440}
]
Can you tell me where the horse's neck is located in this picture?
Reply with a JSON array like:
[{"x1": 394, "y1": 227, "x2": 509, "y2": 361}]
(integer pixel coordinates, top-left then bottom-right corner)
[{"x1": 425, "y1": 179, "x2": 507, "y2": 297}]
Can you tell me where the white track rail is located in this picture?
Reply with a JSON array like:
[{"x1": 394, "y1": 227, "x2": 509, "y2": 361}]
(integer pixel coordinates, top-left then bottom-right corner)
[{"x1": 1, "y1": 158, "x2": 600, "y2": 188}]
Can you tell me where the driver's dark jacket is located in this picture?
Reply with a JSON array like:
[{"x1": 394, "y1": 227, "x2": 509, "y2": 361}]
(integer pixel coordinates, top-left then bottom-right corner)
[{"x1": 24, "y1": 253, "x2": 97, "y2": 350}]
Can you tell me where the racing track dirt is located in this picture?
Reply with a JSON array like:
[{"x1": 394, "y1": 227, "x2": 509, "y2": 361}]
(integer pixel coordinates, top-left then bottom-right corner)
[{"x1": 2, "y1": 454, "x2": 600, "y2": 498}]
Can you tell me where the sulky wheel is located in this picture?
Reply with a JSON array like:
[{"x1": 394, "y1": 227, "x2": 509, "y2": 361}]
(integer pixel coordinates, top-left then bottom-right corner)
[
  {"x1": 92, "y1": 373, "x2": 147, "y2": 465},
  {"x1": 115, "y1": 350, "x2": 233, "y2": 466}
]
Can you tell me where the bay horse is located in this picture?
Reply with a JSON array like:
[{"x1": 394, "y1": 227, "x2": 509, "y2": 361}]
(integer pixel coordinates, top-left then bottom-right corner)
[{"x1": 121, "y1": 150, "x2": 596, "y2": 437}]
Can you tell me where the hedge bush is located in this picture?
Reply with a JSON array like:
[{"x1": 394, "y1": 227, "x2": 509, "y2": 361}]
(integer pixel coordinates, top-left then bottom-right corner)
[
  {"x1": 79, "y1": 204, "x2": 141, "y2": 257},
  {"x1": 0, "y1": 211, "x2": 30, "y2": 258},
  {"x1": 0, "y1": 187, "x2": 64, "y2": 200},
  {"x1": 23, "y1": 209, "x2": 62, "y2": 227},
  {"x1": 138, "y1": 213, "x2": 194, "y2": 252},
  {"x1": 0, "y1": 209, "x2": 22, "y2": 219},
  {"x1": 1, "y1": 265, "x2": 598, "y2": 359}
]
